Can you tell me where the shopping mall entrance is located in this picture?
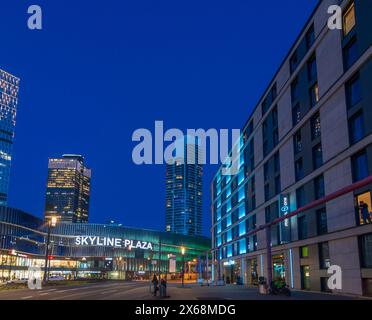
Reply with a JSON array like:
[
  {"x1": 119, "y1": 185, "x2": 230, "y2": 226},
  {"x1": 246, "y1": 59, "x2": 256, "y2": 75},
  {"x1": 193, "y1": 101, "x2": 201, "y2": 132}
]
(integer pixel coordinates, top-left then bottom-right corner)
[{"x1": 272, "y1": 254, "x2": 286, "y2": 280}]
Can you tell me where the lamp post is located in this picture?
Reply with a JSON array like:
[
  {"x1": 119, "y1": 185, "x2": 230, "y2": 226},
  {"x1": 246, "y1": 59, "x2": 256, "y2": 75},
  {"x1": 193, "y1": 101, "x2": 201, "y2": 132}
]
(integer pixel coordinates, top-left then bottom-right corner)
[
  {"x1": 43, "y1": 216, "x2": 58, "y2": 284},
  {"x1": 181, "y1": 247, "x2": 185, "y2": 288}
]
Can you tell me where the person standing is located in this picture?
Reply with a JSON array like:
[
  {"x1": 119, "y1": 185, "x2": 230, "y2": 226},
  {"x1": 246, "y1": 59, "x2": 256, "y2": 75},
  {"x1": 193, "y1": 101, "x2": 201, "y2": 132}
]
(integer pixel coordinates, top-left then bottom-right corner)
[
  {"x1": 360, "y1": 201, "x2": 372, "y2": 224},
  {"x1": 152, "y1": 274, "x2": 159, "y2": 296}
]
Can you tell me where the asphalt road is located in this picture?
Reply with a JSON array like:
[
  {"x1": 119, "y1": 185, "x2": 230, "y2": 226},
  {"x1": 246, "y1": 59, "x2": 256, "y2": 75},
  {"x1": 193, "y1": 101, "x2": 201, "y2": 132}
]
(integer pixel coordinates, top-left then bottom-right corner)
[{"x1": 0, "y1": 281, "x2": 362, "y2": 300}]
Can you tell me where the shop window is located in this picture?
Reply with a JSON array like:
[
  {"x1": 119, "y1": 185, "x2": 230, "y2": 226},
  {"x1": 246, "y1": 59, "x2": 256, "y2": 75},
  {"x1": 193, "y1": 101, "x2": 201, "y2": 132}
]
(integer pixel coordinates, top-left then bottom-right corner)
[
  {"x1": 272, "y1": 254, "x2": 286, "y2": 280},
  {"x1": 363, "y1": 279, "x2": 372, "y2": 297},
  {"x1": 355, "y1": 192, "x2": 372, "y2": 226},
  {"x1": 301, "y1": 266, "x2": 311, "y2": 290},
  {"x1": 360, "y1": 233, "x2": 372, "y2": 268},
  {"x1": 321, "y1": 277, "x2": 332, "y2": 293},
  {"x1": 319, "y1": 242, "x2": 331, "y2": 269}
]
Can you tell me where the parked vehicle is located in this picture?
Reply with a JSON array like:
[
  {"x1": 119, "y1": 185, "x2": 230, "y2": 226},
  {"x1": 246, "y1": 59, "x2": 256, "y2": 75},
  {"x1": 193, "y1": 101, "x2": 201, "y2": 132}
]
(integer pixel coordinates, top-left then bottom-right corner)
[
  {"x1": 49, "y1": 275, "x2": 65, "y2": 281},
  {"x1": 6, "y1": 278, "x2": 28, "y2": 284}
]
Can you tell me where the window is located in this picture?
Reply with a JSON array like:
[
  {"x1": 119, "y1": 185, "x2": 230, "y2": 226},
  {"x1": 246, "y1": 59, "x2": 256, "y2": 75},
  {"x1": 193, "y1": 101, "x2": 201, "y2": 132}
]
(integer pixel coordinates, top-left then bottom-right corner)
[
  {"x1": 306, "y1": 25, "x2": 315, "y2": 49},
  {"x1": 264, "y1": 184, "x2": 270, "y2": 202},
  {"x1": 273, "y1": 128, "x2": 279, "y2": 147},
  {"x1": 274, "y1": 153, "x2": 280, "y2": 172},
  {"x1": 316, "y1": 208, "x2": 328, "y2": 235},
  {"x1": 290, "y1": 51, "x2": 298, "y2": 74},
  {"x1": 343, "y1": 1, "x2": 356, "y2": 36},
  {"x1": 262, "y1": 98, "x2": 269, "y2": 116},
  {"x1": 264, "y1": 162, "x2": 269, "y2": 181},
  {"x1": 295, "y1": 158, "x2": 304, "y2": 181},
  {"x1": 355, "y1": 192, "x2": 372, "y2": 226},
  {"x1": 291, "y1": 78, "x2": 299, "y2": 102},
  {"x1": 263, "y1": 141, "x2": 268, "y2": 157},
  {"x1": 300, "y1": 246, "x2": 309, "y2": 258},
  {"x1": 346, "y1": 74, "x2": 362, "y2": 108},
  {"x1": 343, "y1": 37, "x2": 358, "y2": 70},
  {"x1": 349, "y1": 111, "x2": 365, "y2": 144},
  {"x1": 311, "y1": 113, "x2": 321, "y2": 140},
  {"x1": 314, "y1": 175, "x2": 325, "y2": 200},
  {"x1": 360, "y1": 233, "x2": 372, "y2": 268},
  {"x1": 271, "y1": 83, "x2": 277, "y2": 101},
  {"x1": 292, "y1": 103, "x2": 301, "y2": 126},
  {"x1": 309, "y1": 83, "x2": 319, "y2": 108},
  {"x1": 352, "y1": 150, "x2": 368, "y2": 182},
  {"x1": 296, "y1": 186, "x2": 305, "y2": 208},
  {"x1": 294, "y1": 130, "x2": 303, "y2": 154},
  {"x1": 312, "y1": 144, "x2": 323, "y2": 170},
  {"x1": 307, "y1": 55, "x2": 317, "y2": 81},
  {"x1": 265, "y1": 206, "x2": 271, "y2": 224},
  {"x1": 275, "y1": 176, "x2": 281, "y2": 195},
  {"x1": 301, "y1": 266, "x2": 310, "y2": 290},
  {"x1": 319, "y1": 242, "x2": 331, "y2": 269},
  {"x1": 298, "y1": 215, "x2": 307, "y2": 240},
  {"x1": 272, "y1": 107, "x2": 278, "y2": 125}
]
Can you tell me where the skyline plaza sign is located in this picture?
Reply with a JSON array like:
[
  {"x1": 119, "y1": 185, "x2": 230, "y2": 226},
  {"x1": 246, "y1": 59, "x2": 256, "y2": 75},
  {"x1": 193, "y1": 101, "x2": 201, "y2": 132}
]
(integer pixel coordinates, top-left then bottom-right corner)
[{"x1": 75, "y1": 236, "x2": 154, "y2": 250}]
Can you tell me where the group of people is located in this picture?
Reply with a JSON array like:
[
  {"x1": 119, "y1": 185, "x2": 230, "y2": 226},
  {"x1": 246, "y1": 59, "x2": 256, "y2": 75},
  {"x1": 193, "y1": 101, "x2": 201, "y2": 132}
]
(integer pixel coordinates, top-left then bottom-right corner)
[{"x1": 151, "y1": 274, "x2": 167, "y2": 298}]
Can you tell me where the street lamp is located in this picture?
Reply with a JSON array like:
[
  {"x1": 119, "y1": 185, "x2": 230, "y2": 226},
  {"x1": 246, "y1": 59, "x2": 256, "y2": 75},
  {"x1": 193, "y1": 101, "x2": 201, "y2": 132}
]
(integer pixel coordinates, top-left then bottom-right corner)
[
  {"x1": 181, "y1": 247, "x2": 185, "y2": 288},
  {"x1": 43, "y1": 216, "x2": 58, "y2": 284}
]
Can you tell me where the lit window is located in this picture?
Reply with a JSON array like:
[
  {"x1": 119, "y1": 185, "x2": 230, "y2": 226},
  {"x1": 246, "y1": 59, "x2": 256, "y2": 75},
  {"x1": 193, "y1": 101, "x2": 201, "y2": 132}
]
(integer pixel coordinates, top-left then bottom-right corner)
[
  {"x1": 355, "y1": 192, "x2": 372, "y2": 226},
  {"x1": 343, "y1": 2, "x2": 356, "y2": 36}
]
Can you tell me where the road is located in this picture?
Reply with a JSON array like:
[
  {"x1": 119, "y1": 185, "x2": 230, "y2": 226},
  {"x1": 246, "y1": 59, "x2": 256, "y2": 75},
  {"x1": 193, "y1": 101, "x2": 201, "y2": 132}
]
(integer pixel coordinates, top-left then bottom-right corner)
[{"x1": 0, "y1": 281, "x2": 361, "y2": 300}]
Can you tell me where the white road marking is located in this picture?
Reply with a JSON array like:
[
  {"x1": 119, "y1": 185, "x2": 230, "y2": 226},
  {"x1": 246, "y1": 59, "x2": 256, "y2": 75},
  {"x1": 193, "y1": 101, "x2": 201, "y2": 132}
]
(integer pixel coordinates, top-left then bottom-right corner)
[{"x1": 21, "y1": 296, "x2": 33, "y2": 300}]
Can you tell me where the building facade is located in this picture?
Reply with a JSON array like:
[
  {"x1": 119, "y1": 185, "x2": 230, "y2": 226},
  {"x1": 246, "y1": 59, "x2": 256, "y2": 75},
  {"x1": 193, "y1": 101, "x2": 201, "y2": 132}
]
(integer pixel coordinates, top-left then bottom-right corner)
[
  {"x1": 45, "y1": 154, "x2": 91, "y2": 223},
  {"x1": 211, "y1": 0, "x2": 372, "y2": 296},
  {"x1": 166, "y1": 137, "x2": 203, "y2": 236},
  {"x1": 0, "y1": 69, "x2": 19, "y2": 206},
  {"x1": 0, "y1": 207, "x2": 210, "y2": 281}
]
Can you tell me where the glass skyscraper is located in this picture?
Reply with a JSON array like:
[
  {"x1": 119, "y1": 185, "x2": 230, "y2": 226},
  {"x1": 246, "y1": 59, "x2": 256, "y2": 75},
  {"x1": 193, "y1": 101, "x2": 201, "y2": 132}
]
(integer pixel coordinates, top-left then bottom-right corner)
[
  {"x1": 45, "y1": 154, "x2": 91, "y2": 223},
  {"x1": 165, "y1": 137, "x2": 203, "y2": 236},
  {"x1": 0, "y1": 69, "x2": 19, "y2": 206}
]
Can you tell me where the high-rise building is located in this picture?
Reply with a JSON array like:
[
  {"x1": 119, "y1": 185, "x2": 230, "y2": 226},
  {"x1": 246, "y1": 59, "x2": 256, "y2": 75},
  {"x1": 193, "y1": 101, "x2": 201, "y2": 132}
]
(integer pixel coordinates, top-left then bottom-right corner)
[
  {"x1": 166, "y1": 137, "x2": 203, "y2": 236},
  {"x1": 211, "y1": 0, "x2": 372, "y2": 297},
  {"x1": 0, "y1": 69, "x2": 19, "y2": 206},
  {"x1": 45, "y1": 154, "x2": 91, "y2": 223}
]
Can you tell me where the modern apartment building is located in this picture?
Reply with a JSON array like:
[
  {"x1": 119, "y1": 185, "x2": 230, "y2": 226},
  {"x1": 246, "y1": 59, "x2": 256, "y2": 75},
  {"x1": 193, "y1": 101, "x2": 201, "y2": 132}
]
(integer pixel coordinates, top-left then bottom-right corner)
[
  {"x1": 45, "y1": 154, "x2": 91, "y2": 223},
  {"x1": 0, "y1": 69, "x2": 19, "y2": 206},
  {"x1": 166, "y1": 136, "x2": 203, "y2": 236},
  {"x1": 211, "y1": 0, "x2": 372, "y2": 296}
]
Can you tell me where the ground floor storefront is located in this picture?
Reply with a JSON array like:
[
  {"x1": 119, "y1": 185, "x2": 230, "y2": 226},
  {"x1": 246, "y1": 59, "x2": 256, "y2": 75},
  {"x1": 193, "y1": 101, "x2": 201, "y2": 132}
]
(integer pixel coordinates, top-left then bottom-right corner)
[
  {"x1": 215, "y1": 231, "x2": 372, "y2": 297},
  {"x1": 0, "y1": 207, "x2": 211, "y2": 284}
]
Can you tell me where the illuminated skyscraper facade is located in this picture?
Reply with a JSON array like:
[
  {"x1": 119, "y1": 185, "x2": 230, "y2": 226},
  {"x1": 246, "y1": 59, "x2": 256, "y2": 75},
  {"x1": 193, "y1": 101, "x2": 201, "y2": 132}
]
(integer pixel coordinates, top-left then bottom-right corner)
[
  {"x1": 45, "y1": 154, "x2": 91, "y2": 223},
  {"x1": 0, "y1": 69, "x2": 19, "y2": 206},
  {"x1": 165, "y1": 137, "x2": 203, "y2": 236}
]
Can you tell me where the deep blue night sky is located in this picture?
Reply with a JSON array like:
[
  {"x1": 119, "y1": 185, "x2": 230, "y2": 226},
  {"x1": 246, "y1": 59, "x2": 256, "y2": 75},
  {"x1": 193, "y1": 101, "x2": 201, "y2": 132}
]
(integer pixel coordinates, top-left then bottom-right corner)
[{"x1": 1, "y1": 0, "x2": 318, "y2": 236}]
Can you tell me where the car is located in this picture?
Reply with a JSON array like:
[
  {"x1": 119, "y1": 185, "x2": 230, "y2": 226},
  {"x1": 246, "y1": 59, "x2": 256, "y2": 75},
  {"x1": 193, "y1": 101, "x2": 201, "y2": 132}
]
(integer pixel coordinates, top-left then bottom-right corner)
[
  {"x1": 48, "y1": 275, "x2": 65, "y2": 281},
  {"x1": 6, "y1": 278, "x2": 28, "y2": 284}
]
